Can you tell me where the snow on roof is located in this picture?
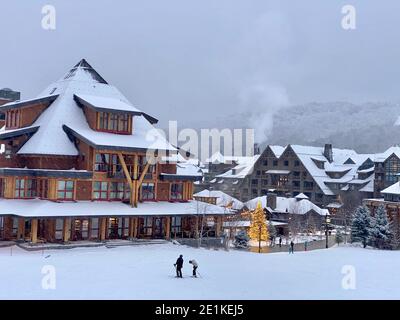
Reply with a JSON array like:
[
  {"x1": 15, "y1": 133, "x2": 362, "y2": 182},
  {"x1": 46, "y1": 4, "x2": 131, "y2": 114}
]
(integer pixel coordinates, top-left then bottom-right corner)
[
  {"x1": 205, "y1": 151, "x2": 254, "y2": 165},
  {"x1": 374, "y1": 146, "x2": 400, "y2": 163},
  {"x1": 357, "y1": 166, "x2": 374, "y2": 174},
  {"x1": 0, "y1": 199, "x2": 230, "y2": 218},
  {"x1": 381, "y1": 182, "x2": 400, "y2": 195},
  {"x1": 223, "y1": 220, "x2": 287, "y2": 228},
  {"x1": 216, "y1": 155, "x2": 260, "y2": 179},
  {"x1": 245, "y1": 195, "x2": 329, "y2": 216},
  {"x1": 75, "y1": 94, "x2": 142, "y2": 114},
  {"x1": 194, "y1": 189, "x2": 244, "y2": 210},
  {"x1": 15, "y1": 59, "x2": 177, "y2": 156},
  {"x1": 290, "y1": 145, "x2": 359, "y2": 196},
  {"x1": 175, "y1": 163, "x2": 203, "y2": 177},
  {"x1": 326, "y1": 202, "x2": 343, "y2": 209},
  {"x1": 359, "y1": 179, "x2": 374, "y2": 193},
  {"x1": 266, "y1": 169, "x2": 290, "y2": 174},
  {"x1": 295, "y1": 193, "x2": 309, "y2": 200},
  {"x1": 269, "y1": 145, "x2": 285, "y2": 158}
]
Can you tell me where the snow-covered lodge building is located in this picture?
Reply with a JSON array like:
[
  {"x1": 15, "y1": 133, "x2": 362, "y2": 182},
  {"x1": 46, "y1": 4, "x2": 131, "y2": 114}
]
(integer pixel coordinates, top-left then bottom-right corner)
[{"x1": 0, "y1": 59, "x2": 227, "y2": 244}]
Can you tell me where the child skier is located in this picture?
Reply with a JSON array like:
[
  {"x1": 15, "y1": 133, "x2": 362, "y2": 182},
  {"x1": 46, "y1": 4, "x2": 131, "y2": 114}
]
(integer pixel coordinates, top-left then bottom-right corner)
[{"x1": 189, "y1": 259, "x2": 199, "y2": 278}]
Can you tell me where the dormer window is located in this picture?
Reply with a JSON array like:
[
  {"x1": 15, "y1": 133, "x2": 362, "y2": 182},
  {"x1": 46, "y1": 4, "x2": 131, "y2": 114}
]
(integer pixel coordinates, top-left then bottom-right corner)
[{"x1": 97, "y1": 112, "x2": 131, "y2": 134}]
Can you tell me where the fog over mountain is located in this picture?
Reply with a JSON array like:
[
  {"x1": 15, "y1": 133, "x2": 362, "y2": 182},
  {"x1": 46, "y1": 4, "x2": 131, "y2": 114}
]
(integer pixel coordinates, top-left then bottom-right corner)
[{"x1": 180, "y1": 101, "x2": 400, "y2": 154}]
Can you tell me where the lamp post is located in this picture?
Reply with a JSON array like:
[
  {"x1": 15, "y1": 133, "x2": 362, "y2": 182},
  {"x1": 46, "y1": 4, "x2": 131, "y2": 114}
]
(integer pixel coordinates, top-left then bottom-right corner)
[{"x1": 325, "y1": 214, "x2": 331, "y2": 249}]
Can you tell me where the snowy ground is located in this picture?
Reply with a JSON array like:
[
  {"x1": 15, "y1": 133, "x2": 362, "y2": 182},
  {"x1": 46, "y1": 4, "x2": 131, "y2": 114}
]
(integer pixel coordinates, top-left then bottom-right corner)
[{"x1": 0, "y1": 243, "x2": 399, "y2": 299}]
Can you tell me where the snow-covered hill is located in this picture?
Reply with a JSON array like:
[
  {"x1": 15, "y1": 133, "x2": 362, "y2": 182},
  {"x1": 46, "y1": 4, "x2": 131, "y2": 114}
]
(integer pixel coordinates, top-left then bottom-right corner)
[{"x1": 181, "y1": 102, "x2": 400, "y2": 153}]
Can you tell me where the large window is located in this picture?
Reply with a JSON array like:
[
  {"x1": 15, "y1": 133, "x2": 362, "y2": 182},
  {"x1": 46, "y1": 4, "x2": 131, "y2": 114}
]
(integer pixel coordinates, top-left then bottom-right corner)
[
  {"x1": 170, "y1": 183, "x2": 183, "y2": 200},
  {"x1": 109, "y1": 182, "x2": 125, "y2": 200},
  {"x1": 38, "y1": 179, "x2": 49, "y2": 199},
  {"x1": 385, "y1": 157, "x2": 400, "y2": 183},
  {"x1": 93, "y1": 181, "x2": 131, "y2": 201},
  {"x1": 171, "y1": 216, "x2": 182, "y2": 236},
  {"x1": 98, "y1": 112, "x2": 130, "y2": 133},
  {"x1": 93, "y1": 182, "x2": 108, "y2": 200},
  {"x1": 57, "y1": 180, "x2": 74, "y2": 200},
  {"x1": 94, "y1": 153, "x2": 119, "y2": 172},
  {"x1": 15, "y1": 179, "x2": 37, "y2": 198},
  {"x1": 141, "y1": 183, "x2": 155, "y2": 201}
]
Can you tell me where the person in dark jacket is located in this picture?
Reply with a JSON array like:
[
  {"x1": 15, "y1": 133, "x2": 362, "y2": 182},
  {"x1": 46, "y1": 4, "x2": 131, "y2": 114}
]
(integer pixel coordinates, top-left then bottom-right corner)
[
  {"x1": 289, "y1": 241, "x2": 295, "y2": 254},
  {"x1": 174, "y1": 255, "x2": 184, "y2": 278}
]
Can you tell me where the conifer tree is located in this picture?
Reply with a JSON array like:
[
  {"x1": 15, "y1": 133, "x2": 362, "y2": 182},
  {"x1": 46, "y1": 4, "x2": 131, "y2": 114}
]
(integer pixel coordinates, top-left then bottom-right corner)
[
  {"x1": 351, "y1": 205, "x2": 372, "y2": 248},
  {"x1": 370, "y1": 204, "x2": 392, "y2": 249},
  {"x1": 248, "y1": 201, "x2": 269, "y2": 253}
]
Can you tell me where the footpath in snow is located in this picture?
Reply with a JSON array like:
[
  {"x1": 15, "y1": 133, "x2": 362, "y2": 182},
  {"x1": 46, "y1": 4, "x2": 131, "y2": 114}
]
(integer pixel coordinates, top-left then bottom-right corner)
[{"x1": 0, "y1": 243, "x2": 398, "y2": 299}]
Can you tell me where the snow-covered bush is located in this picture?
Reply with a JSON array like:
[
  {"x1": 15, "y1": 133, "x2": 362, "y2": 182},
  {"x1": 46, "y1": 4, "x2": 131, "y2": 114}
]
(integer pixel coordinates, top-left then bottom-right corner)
[{"x1": 233, "y1": 230, "x2": 249, "y2": 249}]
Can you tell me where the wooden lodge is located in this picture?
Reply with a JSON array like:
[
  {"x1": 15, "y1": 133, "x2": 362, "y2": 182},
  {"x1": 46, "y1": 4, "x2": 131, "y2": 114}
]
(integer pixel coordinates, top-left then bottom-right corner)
[{"x1": 0, "y1": 59, "x2": 227, "y2": 244}]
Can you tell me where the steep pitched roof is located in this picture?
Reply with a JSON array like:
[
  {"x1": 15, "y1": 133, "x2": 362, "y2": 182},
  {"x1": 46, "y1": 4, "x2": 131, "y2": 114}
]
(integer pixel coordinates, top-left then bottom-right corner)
[
  {"x1": 381, "y1": 182, "x2": 400, "y2": 195},
  {"x1": 1, "y1": 59, "x2": 176, "y2": 156}
]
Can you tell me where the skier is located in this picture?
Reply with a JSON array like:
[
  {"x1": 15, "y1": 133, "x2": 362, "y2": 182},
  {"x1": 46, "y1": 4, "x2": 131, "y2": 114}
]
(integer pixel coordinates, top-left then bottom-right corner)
[
  {"x1": 289, "y1": 241, "x2": 294, "y2": 254},
  {"x1": 174, "y1": 254, "x2": 184, "y2": 278},
  {"x1": 189, "y1": 259, "x2": 199, "y2": 278},
  {"x1": 304, "y1": 241, "x2": 308, "y2": 251},
  {"x1": 279, "y1": 237, "x2": 282, "y2": 247}
]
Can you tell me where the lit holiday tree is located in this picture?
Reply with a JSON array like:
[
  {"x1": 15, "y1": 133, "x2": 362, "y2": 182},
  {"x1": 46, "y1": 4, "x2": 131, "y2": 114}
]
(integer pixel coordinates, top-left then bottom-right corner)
[{"x1": 248, "y1": 201, "x2": 269, "y2": 253}]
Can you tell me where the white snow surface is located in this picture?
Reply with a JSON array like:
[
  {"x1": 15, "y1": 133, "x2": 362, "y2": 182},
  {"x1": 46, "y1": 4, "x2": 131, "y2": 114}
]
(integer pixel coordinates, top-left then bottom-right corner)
[
  {"x1": 0, "y1": 199, "x2": 229, "y2": 217},
  {"x1": 0, "y1": 244, "x2": 399, "y2": 299},
  {"x1": 194, "y1": 189, "x2": 244, "y2": 210},
  {"x1": 245, "y1": 196, "x2": 329, "y2": 216}
]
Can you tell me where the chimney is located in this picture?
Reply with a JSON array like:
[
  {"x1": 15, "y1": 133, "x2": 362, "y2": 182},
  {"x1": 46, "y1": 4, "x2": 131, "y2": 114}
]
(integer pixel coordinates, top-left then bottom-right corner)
[
  {"x1": 267, "y1": 192, "x2": 277, "y2": 210},
  {"x1": 323, "y1": 143, "x2": 333, "y2": 163},
  {"x1": 254, "y1": 143, "x2": 260, "y2": 155}
]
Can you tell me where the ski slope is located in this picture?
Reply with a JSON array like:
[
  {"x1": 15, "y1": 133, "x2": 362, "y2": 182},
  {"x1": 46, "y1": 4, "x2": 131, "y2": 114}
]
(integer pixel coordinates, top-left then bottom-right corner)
[{"x1": 0, "y1": 243, "x2": 398, "y2": 299}]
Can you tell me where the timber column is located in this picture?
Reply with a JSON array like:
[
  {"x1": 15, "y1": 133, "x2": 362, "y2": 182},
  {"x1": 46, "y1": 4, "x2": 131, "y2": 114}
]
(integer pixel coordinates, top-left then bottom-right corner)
[
  {"x1": 31, "y1": 219, "x2": 38, "y2": 244},
  {"x1": 215, "y1": 216, "x2": 223, "y2": 237},
  {"x1": 99, "y1": 218, "x2": 107, "y2": 241},
  {"x1": 165, "y1": 217, "x2": 171, "y2": 240},
  {"x1": 63, "y1": 218, "x2": 71, "y2": 242}
]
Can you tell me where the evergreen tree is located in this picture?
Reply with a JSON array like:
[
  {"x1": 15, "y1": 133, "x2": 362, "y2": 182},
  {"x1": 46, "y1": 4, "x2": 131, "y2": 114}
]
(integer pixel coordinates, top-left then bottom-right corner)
[
  {"x1": 233, "y1": 230, "x2": 249, "y2": 249},
  {"x1": 335, "y1": 230, "x2": 343, "y2": 246},
  {"x1": 370, "y1": 204, "x2": 392, "y2": 249},
  {"x1": 248, "y1": 201, "x2": 269, "y2": 253},
  {"x1": 351, "y1": 205, "x2": 372, "y2": 248}
]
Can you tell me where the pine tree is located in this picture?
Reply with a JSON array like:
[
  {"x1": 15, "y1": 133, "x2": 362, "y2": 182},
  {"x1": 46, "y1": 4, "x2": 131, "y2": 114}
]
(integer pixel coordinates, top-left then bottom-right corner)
[
  {"x1": 248, "y1": 201, "x2": 269, "y2": 253},
  {"x1": 351, "y1": 205, "x2": 372, "y2": 248},
  {"x1": 335, "y1": 230, "x2": 344, "y2": 246},
  {"x1": 370, "y1": 204, "x2": 392, "y2": 249},
  {"x1": 233, "y1": 230, "x2": 249, "y2": 249}
]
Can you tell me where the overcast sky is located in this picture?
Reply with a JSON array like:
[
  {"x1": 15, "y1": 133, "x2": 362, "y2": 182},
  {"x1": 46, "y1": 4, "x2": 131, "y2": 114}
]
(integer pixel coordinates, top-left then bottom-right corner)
[{"x1": 1, "y1": 0, "x2": 400, "y2": 129}]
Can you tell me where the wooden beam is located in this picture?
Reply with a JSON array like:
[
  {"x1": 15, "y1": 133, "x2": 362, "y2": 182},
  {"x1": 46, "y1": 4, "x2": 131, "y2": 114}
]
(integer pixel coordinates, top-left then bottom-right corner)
[
  {"x1": 129, "y1": 217, "x2": 134, "y2": 238},
  {"x1": 165, "y1": 217, "x2": 171, "y2": 240},
  {"x1": 100, "y1": 218, "x2": 107, "y2": 241},
  {"x1": 31, "y1": 219, "x2": 38, "y2": 244},
  {"x1": 117, "y1": 153, "x2": 132, "y2": 186},
  {"x1": 17, "y1": 218, "x2": 25, "y2": 240},
  {"x1": 137, "y1": 162, "x2": 150, "y2": 188},
  {"x1": 133, "y1": 217, "x2": 138, "y2": 238},
  {"x1": 63, "y1": 218, "x2": 71, "y2": 242},
  {"x1": 133, "y1": 154, "x2": 138, "y2": 180}
]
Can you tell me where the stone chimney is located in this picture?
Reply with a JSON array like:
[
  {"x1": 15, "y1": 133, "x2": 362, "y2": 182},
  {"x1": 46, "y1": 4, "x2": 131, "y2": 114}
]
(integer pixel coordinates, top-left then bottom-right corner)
[
  {"x1": 267, "y1": 192, "x2": 277, "y2": 210},
  {"x1": 323, "y1": 143, "x2": 333, "y2": 163},
  {"x1": 254, "y1": 143, "x2": 260, "y2": 155}
]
